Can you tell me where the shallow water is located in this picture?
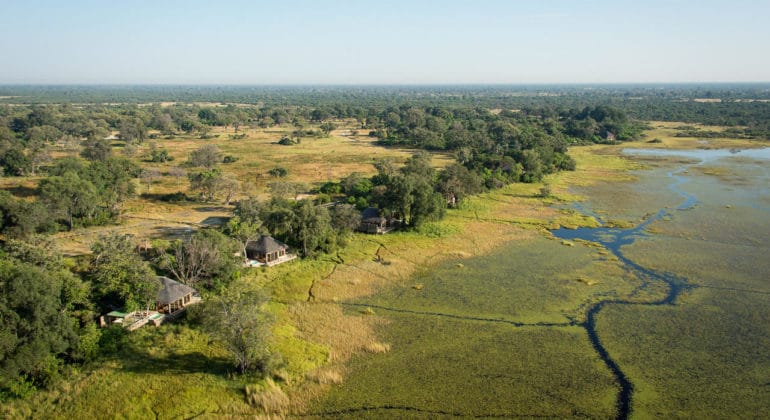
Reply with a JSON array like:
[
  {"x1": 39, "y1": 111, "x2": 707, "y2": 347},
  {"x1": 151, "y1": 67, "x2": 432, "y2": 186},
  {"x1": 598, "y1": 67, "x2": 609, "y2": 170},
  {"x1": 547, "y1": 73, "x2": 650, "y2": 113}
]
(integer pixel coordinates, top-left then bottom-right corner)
[{"x1": 313, "y1": 146, "x2": 770, "y2": 418}]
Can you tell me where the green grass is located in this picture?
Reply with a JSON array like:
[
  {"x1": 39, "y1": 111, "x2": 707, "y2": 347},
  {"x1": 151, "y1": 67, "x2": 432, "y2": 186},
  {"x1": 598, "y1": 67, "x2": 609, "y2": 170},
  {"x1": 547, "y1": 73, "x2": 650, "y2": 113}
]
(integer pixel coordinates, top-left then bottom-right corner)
[
  {"x1": 311, "y1": 320, "x2": 617, "y2": 418},
  {"x1": 596, "y1": 292, "x2": 770, "y2": 418},
  {"x1": 354, "y1": 234, "x2": 643, "y2": 324},
  {"x1": 3, "y1": 325, "x2": 258, "y2": 418}
]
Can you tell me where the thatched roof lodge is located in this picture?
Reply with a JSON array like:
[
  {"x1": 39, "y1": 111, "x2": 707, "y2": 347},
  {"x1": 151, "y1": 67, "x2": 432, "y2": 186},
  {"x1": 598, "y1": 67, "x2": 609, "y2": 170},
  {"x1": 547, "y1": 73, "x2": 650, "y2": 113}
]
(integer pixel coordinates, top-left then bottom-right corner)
[
  {"x1": 156, "y1": 276, "x2": 199, "y2": 315},
  {"x1": 101, "y1": 276, "x2": 200, "y2": 330},
  {"x1": 357, "y1": 207, "x2": 399, "y2": 234},
  {"x1": 245, "y1": 235, "x2": 296, "y2": 266}
]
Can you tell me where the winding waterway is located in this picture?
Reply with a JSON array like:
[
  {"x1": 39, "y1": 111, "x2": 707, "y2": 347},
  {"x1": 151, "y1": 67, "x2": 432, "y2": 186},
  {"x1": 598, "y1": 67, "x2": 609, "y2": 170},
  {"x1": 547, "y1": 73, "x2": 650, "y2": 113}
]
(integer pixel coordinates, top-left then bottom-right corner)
[
  {"x1": 314, "y1": 146, "x2": 770, "y2": 418},
  {"x1": 552, "y1": 146, "x2": 770, "y2": 418}
]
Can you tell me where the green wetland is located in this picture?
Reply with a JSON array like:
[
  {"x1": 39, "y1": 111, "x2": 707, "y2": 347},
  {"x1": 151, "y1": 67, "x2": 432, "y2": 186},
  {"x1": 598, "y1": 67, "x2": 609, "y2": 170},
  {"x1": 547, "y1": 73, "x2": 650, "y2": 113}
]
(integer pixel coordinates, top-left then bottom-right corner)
[{"x1": 312, "y1": 147, "x2": 770, "y2": 418}]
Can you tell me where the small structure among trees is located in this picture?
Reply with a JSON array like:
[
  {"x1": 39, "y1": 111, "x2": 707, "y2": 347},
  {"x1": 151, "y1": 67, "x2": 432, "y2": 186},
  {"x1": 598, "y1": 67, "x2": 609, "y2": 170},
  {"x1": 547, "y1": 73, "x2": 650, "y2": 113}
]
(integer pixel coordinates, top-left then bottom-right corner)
[
  {"x1": 245, "y1": 235, "x2": 295, "y2": 266},
  {"x1": 156, "y1": 276, "x2": 200, "y2": 316},
  {"x1": 101, "y1": 276, "x2": 201, "y2": 330},
  {"x1": 357, "y1": 207, "x2": 400, "y2": 234}
]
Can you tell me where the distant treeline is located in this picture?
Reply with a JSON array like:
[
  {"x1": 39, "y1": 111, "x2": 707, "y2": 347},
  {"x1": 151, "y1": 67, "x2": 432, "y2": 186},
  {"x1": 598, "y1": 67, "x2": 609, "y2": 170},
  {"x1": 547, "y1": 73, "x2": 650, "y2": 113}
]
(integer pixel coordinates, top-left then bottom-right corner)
[{"x1": 2, "y1": 84, "x2": 769, "y2": 137}]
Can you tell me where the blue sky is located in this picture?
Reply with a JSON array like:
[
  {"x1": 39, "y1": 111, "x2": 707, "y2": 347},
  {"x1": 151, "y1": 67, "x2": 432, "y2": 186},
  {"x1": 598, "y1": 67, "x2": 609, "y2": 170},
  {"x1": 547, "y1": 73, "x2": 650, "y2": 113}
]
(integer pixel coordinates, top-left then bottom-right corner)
[{"x1": 1, "y1": 0, "x2": 768, "y2": 84}]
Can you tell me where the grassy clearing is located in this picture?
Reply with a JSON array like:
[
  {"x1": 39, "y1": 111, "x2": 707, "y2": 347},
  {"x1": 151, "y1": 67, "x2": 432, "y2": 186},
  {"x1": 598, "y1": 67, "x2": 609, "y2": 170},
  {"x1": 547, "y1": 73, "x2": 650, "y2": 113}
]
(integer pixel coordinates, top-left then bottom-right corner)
[
  {"x1": 354, "y1": 233, "x2": 643, "y2": 324},
  {"x1": 631, "y1": 121, "x2": 764, "y2": 150}
]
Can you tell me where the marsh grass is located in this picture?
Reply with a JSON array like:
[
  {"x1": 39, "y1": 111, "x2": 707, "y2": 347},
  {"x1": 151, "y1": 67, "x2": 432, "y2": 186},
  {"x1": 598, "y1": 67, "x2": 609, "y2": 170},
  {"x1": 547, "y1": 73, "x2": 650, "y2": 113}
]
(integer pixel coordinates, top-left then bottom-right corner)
[
  {"x1": 596, "y1": 293, "x2": 770, "y2": 418},
  {"x1": 245, "y1": 378, "x2": 290, "y2": 415},
  {"x1": 305, "y1": 368, "x2": 344, "y2": 385},
  {"x1": 312, "y1": 319, "x2": 617, "y2": 418}
]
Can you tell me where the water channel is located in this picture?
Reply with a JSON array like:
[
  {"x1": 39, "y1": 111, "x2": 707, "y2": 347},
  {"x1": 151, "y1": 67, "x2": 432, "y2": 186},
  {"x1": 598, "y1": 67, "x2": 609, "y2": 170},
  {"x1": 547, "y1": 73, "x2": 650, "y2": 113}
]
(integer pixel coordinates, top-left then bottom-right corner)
[{"x1": 314, "y1": 147, "x2": 770, "y2": 418}]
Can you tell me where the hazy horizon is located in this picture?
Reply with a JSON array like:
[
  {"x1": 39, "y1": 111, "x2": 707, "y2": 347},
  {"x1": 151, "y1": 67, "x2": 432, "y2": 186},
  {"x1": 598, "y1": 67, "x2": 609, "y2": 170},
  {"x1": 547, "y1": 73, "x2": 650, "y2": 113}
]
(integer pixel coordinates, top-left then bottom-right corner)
[{"x1": 2, "y1": 0, "x2": 769, "y2": 85}]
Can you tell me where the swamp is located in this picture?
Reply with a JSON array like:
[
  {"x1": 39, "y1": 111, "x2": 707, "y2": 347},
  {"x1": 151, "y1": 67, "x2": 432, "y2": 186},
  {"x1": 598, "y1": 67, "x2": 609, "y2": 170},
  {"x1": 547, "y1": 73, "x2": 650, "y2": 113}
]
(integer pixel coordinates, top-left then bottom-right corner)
[{"x1": 311, "y1": 142, "x2": 770, "y2": 418}]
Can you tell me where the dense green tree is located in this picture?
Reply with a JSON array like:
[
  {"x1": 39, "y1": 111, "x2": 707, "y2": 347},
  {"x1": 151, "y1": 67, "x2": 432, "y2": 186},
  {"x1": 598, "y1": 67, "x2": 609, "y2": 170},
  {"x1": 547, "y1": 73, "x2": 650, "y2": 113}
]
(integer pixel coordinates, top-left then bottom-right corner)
[
  {"x1": 197, "y1": 108, "x2": 219, "y2": 125},
  {"x1": 159, "y1": 229, "x2": 241, "y2": 289},
  {"x1": 0, "y1": 147, "x2": 31, "y2": 176},
  {"x1": 0, "y1": 254, "x2": 86, "y2": 391},
  {"x1": 233, "y1": 197, "x2": 262, "y2": 225},
  {"x1": 188, "y1": 169, "x2": 223, "y2": 202},
  {"x1": 0, "y1": 191, "x2": 54, "y2": 237},
  {"x1": 437, "y1": 163, "x2": 484, "y2": 206},
  {"x1": 330, "y1": 203, "x2": 362, "y2": 236},
  {"x1": 259, "y1": 198, "x2": 296, "y2": 238},
  {"x1": 267, "y1": 167, "x2": 288, "y2": 178},
  {"x1": 319, "y1": 121, "x2": 336, "y2": 135},
  {"x1": 290, "y1": 200, "x2": 336, "y2": 257},
  {"x1": 37, "y1": 172, "x2": 99, "y2": 230},
  {"x1": 89, "y1": 234, "x2": 160, "y2": 312},
  {"x1": 188, "y1": 144, "x2": 222, "y2": 169},
  {"x1": 193, "y1": 283, "x2": 274, "y2": 374},
  {"x1": 118, "y1": 118, "x2": 147, "y2": 143},
  {"x1": 80, "y1": 138, "x2": 112, "y2": 162},
  {"x1": 86, "y1": 157, "x2": 139, "y2": 214},
  {"x1": 222, "y1": 216, "x2": 263, "y2": 258}
]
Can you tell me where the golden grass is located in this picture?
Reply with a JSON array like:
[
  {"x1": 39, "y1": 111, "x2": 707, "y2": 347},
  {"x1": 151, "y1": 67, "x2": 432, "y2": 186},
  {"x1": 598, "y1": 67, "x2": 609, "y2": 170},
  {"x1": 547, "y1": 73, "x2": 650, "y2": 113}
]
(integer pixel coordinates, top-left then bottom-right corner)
[
  {"x1": 305, "y1": 368, "x2": 344, "y2": 385},
  {"x1": 39, "y1": 120, "x2": 444, "y2": 254},
  {"x1": 362, "y1": 342, "x2": 391, "y2": 354},
  {"x1": 246, "y1": 378, "x2": 290, "y2": 415},
  {"x1": 631, "y1": 121, "x2": 763, "y2": 150}
]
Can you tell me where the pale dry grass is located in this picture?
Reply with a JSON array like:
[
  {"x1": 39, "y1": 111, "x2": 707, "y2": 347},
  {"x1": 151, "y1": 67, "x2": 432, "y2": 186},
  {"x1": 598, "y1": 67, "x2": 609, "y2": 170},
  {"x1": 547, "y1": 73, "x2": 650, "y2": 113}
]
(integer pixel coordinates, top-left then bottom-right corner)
[
  {"x1": 246, "y1": 379, "x2": 290, "y2": 415},
  {"x1": 362, "y1": 342, "x2": 391, "y2": 354},
  {"x1": 629, "y1": 121, "x2": 762, "y2": 150},
  {"x1": 305, "y1": 368, "x2": 344, "y2": 385}
]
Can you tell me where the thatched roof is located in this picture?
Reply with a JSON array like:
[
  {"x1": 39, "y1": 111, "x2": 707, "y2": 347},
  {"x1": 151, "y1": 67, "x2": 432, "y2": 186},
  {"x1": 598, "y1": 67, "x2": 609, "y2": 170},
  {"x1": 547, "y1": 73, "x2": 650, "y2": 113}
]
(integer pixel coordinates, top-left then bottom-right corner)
[
  {"x1": 361, "y1": 207, "x2": 385, "y2": 222},
  {"x1": 246, "y1": 235, "x2": 288, "y2": 254},
  {"x1": 156, "y1": 276, "x2": 196, "y2": 305}
]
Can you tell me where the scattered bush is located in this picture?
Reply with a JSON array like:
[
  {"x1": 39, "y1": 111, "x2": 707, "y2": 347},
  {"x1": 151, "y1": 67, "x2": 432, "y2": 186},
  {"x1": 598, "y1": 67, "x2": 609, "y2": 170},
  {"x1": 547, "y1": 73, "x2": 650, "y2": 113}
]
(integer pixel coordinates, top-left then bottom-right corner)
[
  {"x1": 268, "y1": 167, "x2": 288, "y2": 178},
  {"x1": 278, "y1": 136, "x2": 298, "y2": 145},
  {"x1": 154, "y1": 192, "x2": 190, "y2": 203}
]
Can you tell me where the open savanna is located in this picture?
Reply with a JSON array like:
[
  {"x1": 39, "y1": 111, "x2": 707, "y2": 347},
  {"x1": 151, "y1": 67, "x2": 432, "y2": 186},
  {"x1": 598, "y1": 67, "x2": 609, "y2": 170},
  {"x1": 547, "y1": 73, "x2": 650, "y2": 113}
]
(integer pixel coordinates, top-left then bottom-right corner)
[
  {"x1": 138, "y1": 124, "x2": 452, "y2": 198},
  {"x1": 638, "y1": 121, "x2": 764, "y2": 149},
  {"x1": 8, "y1": 121, "x2": 451, "y2": 254}
]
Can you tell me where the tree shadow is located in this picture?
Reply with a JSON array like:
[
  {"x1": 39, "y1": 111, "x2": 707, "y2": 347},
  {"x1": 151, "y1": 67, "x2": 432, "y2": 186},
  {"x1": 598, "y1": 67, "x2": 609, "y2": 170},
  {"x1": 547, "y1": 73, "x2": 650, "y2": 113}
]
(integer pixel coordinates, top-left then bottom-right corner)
[
  {"x1": 200, "y1": 216, "x2": 230, "y2": 227},
  {"x1": 151, "y1": 225, "x2": 196, "y2": 239},
  {"x1": 139, "y1": 192, "x2": 192, "y2": 203},
  {"x1": 3, "y1": 184, "x2": 38, "y2": 198},
  {"x1": 195, "y1": 206, "x2": 230, "y2": 212},
  {"x1": 118, "y1": 348, "x2": 234, "y2": 376}
]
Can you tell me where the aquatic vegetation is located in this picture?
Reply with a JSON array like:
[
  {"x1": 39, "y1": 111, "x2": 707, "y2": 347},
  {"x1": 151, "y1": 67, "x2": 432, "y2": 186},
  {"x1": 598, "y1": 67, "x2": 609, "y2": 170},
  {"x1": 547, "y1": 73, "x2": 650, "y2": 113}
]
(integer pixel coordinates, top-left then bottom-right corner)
[
  {"x1": 312, "y1": 319, "x2": 617, "y2": 418},
  {"x1": 312, "y1": 143, "x2": 770, "y2": 418}
]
